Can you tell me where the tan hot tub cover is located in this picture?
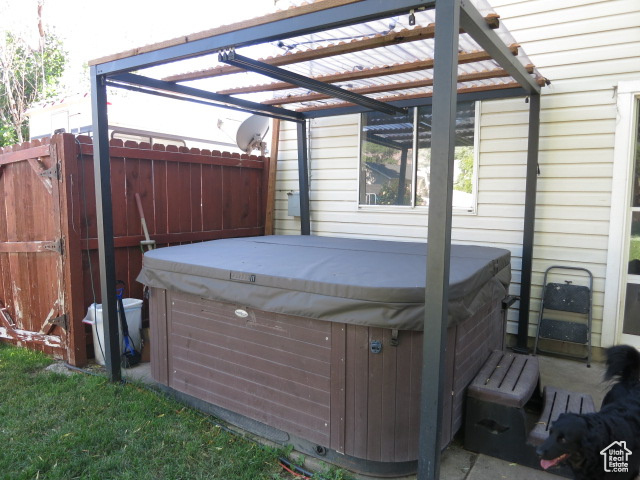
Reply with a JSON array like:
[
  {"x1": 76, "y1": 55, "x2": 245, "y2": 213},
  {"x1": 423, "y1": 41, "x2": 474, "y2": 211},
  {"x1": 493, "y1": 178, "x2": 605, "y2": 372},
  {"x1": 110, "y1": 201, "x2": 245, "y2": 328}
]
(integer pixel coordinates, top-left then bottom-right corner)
[{"x1": 137, "y1": 235, "x2": 510, "y2": 331}]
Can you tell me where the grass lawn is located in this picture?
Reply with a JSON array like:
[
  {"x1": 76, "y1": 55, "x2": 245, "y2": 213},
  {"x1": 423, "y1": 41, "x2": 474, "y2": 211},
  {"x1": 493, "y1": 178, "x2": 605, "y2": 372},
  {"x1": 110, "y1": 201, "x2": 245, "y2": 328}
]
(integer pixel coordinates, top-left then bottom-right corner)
[{"x1": 0, "y1": 344, "x2": 315, "y2": 480}]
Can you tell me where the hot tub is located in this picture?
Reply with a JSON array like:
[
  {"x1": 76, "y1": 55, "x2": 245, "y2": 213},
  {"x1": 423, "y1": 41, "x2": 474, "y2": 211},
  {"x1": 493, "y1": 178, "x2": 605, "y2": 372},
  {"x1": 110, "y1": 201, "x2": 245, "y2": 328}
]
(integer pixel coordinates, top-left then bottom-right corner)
[{"x1": 138, "y1": 235, "x2": 510, "y2": 476}]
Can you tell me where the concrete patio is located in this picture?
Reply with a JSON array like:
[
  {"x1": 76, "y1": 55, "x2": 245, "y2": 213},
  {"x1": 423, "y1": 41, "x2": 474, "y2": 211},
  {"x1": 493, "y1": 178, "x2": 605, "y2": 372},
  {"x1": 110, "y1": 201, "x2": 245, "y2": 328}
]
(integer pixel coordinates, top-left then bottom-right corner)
[{"x1": 120, "y1": 351, "x2": 609, "y2": 480}]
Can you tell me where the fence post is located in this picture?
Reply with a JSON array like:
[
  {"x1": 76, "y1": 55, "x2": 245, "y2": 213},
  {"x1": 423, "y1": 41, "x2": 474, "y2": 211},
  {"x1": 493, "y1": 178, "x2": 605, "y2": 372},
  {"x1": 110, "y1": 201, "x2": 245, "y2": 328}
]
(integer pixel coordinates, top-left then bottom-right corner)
[{"x1": 56, "y1": 133, "x2": 88, "y2": 366}]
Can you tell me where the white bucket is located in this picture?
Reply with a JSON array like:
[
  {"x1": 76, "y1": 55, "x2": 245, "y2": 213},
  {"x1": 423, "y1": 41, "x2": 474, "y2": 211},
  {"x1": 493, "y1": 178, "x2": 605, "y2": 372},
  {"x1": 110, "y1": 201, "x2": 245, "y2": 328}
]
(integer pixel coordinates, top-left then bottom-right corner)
[{"x1": 82, "y1": 298, "x2": 143, "y2": 366}]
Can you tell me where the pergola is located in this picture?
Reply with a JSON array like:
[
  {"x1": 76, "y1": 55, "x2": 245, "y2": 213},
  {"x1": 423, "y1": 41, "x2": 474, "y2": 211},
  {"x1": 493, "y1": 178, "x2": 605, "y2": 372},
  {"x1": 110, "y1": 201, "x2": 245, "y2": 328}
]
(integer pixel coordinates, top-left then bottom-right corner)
[{"x1": 88, "y1": 1, "x2": 544, "y2": 478}]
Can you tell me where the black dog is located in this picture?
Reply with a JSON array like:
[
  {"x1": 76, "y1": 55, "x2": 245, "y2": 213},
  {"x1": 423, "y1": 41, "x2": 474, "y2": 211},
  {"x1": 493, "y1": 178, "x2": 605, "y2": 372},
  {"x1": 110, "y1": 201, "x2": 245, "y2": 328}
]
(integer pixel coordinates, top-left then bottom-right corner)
[{"x1": 537, "y1": 345, "x2": 640, "y2": 479}]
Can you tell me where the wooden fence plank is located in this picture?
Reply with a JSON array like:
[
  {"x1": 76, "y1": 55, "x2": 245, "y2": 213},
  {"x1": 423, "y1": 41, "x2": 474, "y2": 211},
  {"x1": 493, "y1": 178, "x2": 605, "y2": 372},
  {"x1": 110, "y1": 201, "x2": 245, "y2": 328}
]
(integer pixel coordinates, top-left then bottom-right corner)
[
  {"x1": 190, "y1": 163, "x2": 203, "y2": 233},
  {"x1": 178, "y1": 163, "x2": 192, "y2": 233},
  {"x1": 1, "y1": 155, "x2": 18, "y2": 333},
  {"x1": 27, "y1": 144, "x2": 47, "y2": 336},
  {"x1": 246, "y1": 168, "x2": 259, "y2": 228},
  {"x1": 0, "y1": 311, "x2": 62, "y2": 349},
  {"x1": 125, "y1": 156, "x2": 142, "y2": 238},
  {"x1": 166, "y1": 161, "x2": 182, "y2": 234},
  {"x1": 7, "y1": 161, "x2": 30, "y2": 330},
  {"x1": 137, "y1": 159, "x2": 155, "y2": 237},
  {"x1": 0, "y1": 144, "x2": 50, "y2": 166},
  {"x1": 0, "y1": 168, "x2": 8, "y2": 314},
  {"x1": 78, "y1": 140, "x2": 97, "y2": 240},
  {"x1": 202, "y1": 164, "x2": 223, "y2": 231},
  {"x1": 47, "y1": 138, "x2": 67, "y2": 358},
  {"x1": 153, "y1": 160, "x2": 168, "y2": 236},
  {"x1": 111, "y1": 156, "x2": 128, "y2": 238},
  {"x1": 0, "y1": 241, "x2": 60, "y2": 253}
]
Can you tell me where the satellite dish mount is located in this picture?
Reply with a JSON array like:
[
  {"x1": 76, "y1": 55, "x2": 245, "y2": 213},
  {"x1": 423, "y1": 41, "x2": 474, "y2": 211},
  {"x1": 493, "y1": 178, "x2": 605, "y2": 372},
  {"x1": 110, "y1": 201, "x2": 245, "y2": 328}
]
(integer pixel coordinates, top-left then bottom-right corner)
[{"x1": 236, "y1": 114, "x2": 270, "y2": 156}]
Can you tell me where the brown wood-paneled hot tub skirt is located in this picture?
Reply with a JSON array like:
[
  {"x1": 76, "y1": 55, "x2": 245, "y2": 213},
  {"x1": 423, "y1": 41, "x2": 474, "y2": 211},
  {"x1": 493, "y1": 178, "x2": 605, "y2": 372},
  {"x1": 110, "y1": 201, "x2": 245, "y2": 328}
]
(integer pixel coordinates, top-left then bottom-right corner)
[{"x1": 140, "y1": 235, "x2": 510, "y2": 476}]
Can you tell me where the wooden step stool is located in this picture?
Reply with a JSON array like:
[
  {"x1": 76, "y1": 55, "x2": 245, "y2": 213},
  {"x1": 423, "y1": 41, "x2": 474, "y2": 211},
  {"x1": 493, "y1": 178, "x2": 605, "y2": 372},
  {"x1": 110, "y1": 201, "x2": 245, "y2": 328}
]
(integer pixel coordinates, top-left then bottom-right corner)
[
  {"x1": 528, "y1": 386, "x2": 595, "y2": 446},
  {"x1": 464, "y1": 350, "x2": 596, "y2": 472},
  {"x1": 464, "y1": 350, "x2": 540, "y2": 467}
]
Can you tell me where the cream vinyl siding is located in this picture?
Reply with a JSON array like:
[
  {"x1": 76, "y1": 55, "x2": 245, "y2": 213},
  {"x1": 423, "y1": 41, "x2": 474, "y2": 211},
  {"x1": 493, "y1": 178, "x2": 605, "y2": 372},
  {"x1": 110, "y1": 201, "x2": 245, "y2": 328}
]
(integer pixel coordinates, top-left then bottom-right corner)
[{"x1": 274, "y1": 0, "x2": 640, "y2": 346}]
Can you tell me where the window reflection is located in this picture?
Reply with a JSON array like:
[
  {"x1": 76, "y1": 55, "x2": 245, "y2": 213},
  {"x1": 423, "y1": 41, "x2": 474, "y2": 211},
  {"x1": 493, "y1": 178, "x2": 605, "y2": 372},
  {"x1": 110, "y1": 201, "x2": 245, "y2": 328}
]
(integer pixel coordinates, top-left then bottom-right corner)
[
  {"x1": 359, "y1": 108, "x2": 414, "y2": 206},
  {"x1": 359, "y1": 102, "x2": 476, "y2": 209}
]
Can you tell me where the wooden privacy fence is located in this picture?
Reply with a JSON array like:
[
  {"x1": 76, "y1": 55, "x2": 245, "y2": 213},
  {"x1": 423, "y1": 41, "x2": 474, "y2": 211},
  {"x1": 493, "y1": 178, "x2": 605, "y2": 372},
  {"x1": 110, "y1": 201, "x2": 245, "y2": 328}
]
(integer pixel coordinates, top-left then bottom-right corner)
[{"x1": 0, "y1": 133, "x2": 269, "y2": 365}]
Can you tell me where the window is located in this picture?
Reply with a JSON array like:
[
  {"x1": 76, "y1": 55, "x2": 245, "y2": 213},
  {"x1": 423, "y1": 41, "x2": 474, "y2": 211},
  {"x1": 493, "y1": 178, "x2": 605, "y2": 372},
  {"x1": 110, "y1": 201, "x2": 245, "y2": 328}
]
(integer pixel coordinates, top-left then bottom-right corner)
[{"x1": 359, "y1": 101, "x2": 477, "y2": 211}]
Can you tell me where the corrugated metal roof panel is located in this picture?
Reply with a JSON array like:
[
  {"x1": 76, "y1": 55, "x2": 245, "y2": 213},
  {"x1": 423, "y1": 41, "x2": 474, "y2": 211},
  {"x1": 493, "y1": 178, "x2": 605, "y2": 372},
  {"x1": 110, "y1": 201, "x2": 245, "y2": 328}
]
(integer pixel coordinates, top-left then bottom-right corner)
[
  {"x1": 215, "y1": 2, "x2": 542, "y2": 111},
  {"x1": 104, "y1": 0, "x2": 545, "y2": 114}
]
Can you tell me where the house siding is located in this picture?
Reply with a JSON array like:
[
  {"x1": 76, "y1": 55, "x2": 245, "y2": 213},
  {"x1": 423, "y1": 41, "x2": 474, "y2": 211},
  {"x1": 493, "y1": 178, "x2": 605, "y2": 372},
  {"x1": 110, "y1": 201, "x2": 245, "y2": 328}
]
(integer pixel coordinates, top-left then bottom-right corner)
[{"x1": 273, "y1": 0, "x2": 640, "y2": 347}]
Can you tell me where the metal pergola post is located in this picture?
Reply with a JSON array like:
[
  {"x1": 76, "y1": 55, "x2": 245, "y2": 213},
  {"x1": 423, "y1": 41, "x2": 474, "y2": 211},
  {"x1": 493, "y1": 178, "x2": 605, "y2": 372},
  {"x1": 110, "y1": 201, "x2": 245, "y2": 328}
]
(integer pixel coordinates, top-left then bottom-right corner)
[
  {"x1": 297, "y1": 121, "x2": 311, "y2": 235},
  {"x1": 90, "y1": 66, "x2": 121, "y2": 382},
  {"x1": 417, "y1": 0, "x2": 460, "y2": 478},
  {"x1": 515, "y1": 93, "x2": 541, "y2": 352}
]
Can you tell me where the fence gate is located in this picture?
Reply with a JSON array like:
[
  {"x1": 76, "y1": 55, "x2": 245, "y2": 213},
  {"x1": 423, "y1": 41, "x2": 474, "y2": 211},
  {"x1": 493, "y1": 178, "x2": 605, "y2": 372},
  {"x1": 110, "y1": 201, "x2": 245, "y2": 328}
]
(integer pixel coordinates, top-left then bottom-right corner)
[{"x1": 0, "y1": 138, "x2": 69, "y2": 360}]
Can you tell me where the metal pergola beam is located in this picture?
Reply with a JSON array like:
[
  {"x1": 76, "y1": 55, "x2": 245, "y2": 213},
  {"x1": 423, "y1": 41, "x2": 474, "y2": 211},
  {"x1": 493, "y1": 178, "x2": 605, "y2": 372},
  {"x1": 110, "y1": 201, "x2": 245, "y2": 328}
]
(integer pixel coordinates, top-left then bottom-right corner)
[
  {"x1": 94, "y1": 0, "x2": 435, "y2": 76},
  {"x1": 219, "y1": 51, "x2": 407, "y2": 116},
  {"x1": 108, "y1": 73, "x2": 304, "y2": 123},
  {"x1": 460, "y1": 0, "x2": 540, "y2": 95}
]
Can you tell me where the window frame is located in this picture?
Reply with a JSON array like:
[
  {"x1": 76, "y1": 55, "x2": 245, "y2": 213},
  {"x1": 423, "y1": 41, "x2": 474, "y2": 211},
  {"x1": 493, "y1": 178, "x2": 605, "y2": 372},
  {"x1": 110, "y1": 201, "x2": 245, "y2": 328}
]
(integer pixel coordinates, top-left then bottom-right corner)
[
  {"x1": 602, "y1": 81, "x2": 640, "y2": 348},
  {"x1": 357, "y1": 101, "x2": 480, "y2": 214}
]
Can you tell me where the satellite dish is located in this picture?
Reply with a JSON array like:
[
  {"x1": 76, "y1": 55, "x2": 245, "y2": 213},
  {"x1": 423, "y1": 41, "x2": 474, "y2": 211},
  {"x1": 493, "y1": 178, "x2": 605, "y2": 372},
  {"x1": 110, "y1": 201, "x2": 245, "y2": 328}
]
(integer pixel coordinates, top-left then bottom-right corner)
[{"x1": 236, "y1": 114, "x2": 269, "y2": 155}]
